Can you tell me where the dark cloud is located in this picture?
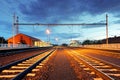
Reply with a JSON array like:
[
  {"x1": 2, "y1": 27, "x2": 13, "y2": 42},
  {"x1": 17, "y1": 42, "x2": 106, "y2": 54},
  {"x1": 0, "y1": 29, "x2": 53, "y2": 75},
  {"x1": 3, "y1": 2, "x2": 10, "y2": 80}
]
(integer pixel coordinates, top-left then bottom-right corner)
[
  {"x1": 82, "y1": 25, "x2": 105, "y2": 29},
  {"x1": 85, "y1": 0, "x2": 120, "y2": 14},
  {"x1": 19, "y1": 0, "x2": 82, "y2": 22},
  {"x1": 18, "y1": 0, "x2": 120, "y2": 22},
  {"x1": 81, "y1": 20, "x2": 106, "y2": 29}
]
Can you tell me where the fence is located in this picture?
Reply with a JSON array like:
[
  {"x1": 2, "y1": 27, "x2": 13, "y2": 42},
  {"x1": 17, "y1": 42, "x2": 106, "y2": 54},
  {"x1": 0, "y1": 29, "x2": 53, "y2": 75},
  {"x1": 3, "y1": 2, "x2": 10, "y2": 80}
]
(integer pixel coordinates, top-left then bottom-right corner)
[
  {"x1": 0, "y1": 44, "x2": 30, "y2": 49},
  {"x1": 83, "y1": 43, "x2": 120, "y2": 50}
]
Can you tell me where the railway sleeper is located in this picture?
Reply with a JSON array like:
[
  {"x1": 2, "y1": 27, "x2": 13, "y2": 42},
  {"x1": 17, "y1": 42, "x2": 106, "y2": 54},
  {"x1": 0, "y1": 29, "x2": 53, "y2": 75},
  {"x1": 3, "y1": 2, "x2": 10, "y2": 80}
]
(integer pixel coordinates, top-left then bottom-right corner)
[
  {"x1": 17, "y1": 63, "x2": 32, "y2": 66},
  {"x1": 105, "y1": 72, "x2": 120, "y2": 79},
  {"x1": 107, "y1": 73, "x2": 120, "y2": 80},
  {"x1": 103, "y1": 70, "x2": 120, "y2": 74},
  {"x1": 2, "y1": 70, "x2": 24, "y2": 73},
  {"x1": 0, "y1": 74, "x2": 16, "y2": 79},
  {"x1": 93, "y1": 78, "x2": 104, "y2": 80},
  {"x1": 69, "y1": 51, "x2": 114, "y2": 80},
  {"x1": 91, "y1": 63, "x2": 105, "y2": 66},
  {"x1": 98, "y1": 68, "x2": 118, "y2": 72},
  {"x1": 11, "y1": 66, "x2": 29, "y2": 69},
  {"x1": 94, "y1": 65, "x2": 112, "y2": 69}
]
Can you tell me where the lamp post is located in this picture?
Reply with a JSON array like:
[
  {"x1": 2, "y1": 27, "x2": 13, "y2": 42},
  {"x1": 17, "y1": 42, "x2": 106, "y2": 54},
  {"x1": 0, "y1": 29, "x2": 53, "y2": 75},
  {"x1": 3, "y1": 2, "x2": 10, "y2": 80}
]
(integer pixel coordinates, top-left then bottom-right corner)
[
  {"x1": 55, "y1": 37, "x2": 59, "y2": 45},
  {"x1": 106, "y1": 14, "x2": 108, "y2": 45},
  {"x1": 46, "y1": 28, "x2": 51, "y2": 42}
]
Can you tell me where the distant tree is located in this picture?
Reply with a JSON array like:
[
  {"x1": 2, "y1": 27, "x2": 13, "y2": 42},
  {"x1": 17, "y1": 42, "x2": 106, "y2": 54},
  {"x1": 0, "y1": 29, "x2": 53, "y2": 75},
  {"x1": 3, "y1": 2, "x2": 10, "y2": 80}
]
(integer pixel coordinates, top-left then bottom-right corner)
[
  {"x1": 61, "y1": 43, "x2": 68, "y2": 46},
  {"x1": 0, "y1": 37, "x2": 7, "y2": 43},
  {"x1": 79, "y1": 41, "x2": 82, "y2": 45},
  {"x1": 82, "y1": 40, "x2": 92, "y2": 45},
  {"x1": 52, "y1": 44, "x2": 58, "y2": 46},
  {"x1": 82, "y1": 39, "x2": 102, "y2": 45},
  {"x1": 96, "y1": 40, "x2": 102, "y2": 44}
]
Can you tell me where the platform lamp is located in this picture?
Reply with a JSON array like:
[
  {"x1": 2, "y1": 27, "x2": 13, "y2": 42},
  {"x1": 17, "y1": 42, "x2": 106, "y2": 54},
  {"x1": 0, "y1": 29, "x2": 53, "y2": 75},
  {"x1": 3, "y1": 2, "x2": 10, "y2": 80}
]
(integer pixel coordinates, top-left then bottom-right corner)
[
  {"x1": 55, "y1": 37, "x2": 59, "y2": 45},
  {"x1": 46, "y1": 27, "x2": 51, "y2": 42}
]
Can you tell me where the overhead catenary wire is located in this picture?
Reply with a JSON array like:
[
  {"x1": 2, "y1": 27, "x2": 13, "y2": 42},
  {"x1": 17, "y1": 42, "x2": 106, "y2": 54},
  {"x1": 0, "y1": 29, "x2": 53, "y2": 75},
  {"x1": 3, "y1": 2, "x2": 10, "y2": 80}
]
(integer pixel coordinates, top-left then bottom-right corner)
[{"x1": 13, "y1": 14, "x2": 108, "y2": 44}]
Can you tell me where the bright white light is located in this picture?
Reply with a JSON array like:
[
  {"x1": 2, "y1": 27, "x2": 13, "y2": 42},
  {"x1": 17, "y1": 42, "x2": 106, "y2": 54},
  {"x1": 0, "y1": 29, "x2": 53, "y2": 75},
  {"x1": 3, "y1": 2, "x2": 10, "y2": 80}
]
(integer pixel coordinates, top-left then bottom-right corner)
[
  {"x1": 55, "y1": 38, "x2": 58, "y2": 41},
  {"x1": 46, "y1": 29, "x2": 50, "y2": 34}
]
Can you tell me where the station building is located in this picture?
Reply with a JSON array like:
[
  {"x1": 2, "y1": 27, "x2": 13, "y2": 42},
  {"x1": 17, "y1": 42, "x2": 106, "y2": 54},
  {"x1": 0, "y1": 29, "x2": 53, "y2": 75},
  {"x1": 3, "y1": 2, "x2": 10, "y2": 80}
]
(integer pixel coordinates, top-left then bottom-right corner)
[
  {"x1": 7, "y1": 33, "x2": 41, "y2": 47},
  {"x1": 34, "y1": 41, "x2": 52, "y2": 47},
  {"x1": 69, "y1": 40, "x2": 80, "y2": 47},
  {"x1": 7, "y1": 33, "x2": 52, "y2": 47}
]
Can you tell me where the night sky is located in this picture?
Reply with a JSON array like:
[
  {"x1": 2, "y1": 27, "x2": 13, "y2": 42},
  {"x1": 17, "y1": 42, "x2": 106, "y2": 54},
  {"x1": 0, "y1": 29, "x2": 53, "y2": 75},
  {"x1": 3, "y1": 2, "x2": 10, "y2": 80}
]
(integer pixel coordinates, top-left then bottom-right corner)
[{"x1": 0, "y1": 0, "x2": 120, "y2": 44}]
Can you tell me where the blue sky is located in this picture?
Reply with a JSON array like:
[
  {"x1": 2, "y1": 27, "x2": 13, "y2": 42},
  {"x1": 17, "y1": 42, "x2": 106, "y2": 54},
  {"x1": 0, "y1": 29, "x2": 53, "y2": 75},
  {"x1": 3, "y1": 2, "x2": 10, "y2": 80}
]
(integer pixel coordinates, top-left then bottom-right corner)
[{"x1": 0, "y1": 0, "x2": 120, "y2": 44}]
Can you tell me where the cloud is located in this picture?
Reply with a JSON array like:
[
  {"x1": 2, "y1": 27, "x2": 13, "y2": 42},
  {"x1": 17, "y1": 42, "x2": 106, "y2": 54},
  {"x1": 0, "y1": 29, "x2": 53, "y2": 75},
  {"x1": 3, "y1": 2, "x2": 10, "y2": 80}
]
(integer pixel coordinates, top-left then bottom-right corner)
[
  {"x1": 113, "y1": 19, "x2": 120, "y2": 24},
  {"x1": 0, "y1": 20, "x2": 12, "y2": 30},
  {"x1": 87, "y1": 0, "x2": 120, "y2": 14},
  {"x1": 52, "y1": 33, "x2": 82, "y2": 40},
  {"x1": 19, "y1": 0, "x2": 82, "y2": 22},
  {"x1": 18, "y1": 0, "x2": 120, "y2": 23},
  {"x1": 1, "y1": 0, "x2": 120, "y2": 42},
  {"x1": 81, "y1": 20, "x2": 106, "y2": 29},
  {"x1": 82, "y1": 25, "x2": 105, "y2": 29},
  {"x1": 114, "y1": 14, "x2": 120, "y2": 18}
]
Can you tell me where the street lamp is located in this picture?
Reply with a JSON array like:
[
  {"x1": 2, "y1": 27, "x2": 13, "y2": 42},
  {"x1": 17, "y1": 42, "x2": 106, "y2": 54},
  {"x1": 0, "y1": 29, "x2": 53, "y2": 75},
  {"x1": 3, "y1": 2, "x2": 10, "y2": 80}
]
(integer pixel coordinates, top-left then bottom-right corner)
[
  {"x1": 55, "y1": 37, "x2": 59, "y2": 45},
  {"x1": 46, "y1": 28, "x2": 51, "y2": 42},
  {"x1": 55, "y1": 37, "x2": 58, "y2": 41},
  {"x1": 46, "y1": 28, "x2": 50, "y2": 35}
]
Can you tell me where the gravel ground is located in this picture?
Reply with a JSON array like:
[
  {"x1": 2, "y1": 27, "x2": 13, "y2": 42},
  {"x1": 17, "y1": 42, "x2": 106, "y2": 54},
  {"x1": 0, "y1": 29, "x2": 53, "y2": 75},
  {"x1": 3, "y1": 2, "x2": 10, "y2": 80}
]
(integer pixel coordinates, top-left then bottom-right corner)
[
  {"x1": 46, "y1": 48, "x2": 77, "y2": 80},
  {"x1": 1, "y1": 47, "x2": 119, "y2": 80},
  {"x1": 39, "y1": 48, "x2": 78, "y2": 80},
  {"x1": 36, "y1": 48, "x2": 94, "y2": 80}
]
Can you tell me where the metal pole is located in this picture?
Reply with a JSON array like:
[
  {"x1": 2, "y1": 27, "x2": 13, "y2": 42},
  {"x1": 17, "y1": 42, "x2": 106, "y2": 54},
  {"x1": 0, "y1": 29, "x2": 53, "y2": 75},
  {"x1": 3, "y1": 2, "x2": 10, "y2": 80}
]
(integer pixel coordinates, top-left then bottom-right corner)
[
  {"x1": 16, "y1": 16, "x2": 19, "y2": 34},
  {"x1": 14, "y1": 23, "x2": 106, "y2": 26},
  {"x1": 13, "y1": 13, "x2": 16, "y2": 47},
  {"x1": 106, "y1": 14, "x2": 108, "y2": 45}
]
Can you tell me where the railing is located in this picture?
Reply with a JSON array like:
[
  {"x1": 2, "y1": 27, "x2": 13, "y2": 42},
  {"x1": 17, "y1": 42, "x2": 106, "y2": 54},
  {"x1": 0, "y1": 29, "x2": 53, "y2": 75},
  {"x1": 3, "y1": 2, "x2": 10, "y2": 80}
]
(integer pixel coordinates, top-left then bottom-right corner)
[
  {"x1": 83, "y1": 43, "x2": 120, "y2": 50},
  {"x1": 0, "y1": 44, "x2": 30, "y2": 49}
]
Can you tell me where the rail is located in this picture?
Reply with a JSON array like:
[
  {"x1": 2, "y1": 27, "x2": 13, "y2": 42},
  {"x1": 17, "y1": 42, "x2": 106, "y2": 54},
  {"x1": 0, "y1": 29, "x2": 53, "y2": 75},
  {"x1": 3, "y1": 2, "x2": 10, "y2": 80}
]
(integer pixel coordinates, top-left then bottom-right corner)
[
  {"x1": 12, "y1": 49, "x2": 55, "y2": 80},
  {"x1": 0, "y1": 49, "x2": 50, "y2": 71},
  {"x1": 67, "y1": 49, "x2": 120, "y2": 80},
  {"x1": 0, "y1": 49, "x2": 55, "y2": 80}
]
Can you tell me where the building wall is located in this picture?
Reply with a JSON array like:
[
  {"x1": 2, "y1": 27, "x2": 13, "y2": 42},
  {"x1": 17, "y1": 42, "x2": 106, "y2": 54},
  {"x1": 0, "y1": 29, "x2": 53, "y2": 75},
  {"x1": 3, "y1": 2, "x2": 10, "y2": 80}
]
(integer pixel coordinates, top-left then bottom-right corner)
[
  {"x1": 8, "y1": 34, "x2": 33, "y2": 47},
  {"x1": 69, "y1": 40, "x2": 80, "y2": 47},
  {"x1": 34, "y1": 41, "x2": 52, "y2": 47}
]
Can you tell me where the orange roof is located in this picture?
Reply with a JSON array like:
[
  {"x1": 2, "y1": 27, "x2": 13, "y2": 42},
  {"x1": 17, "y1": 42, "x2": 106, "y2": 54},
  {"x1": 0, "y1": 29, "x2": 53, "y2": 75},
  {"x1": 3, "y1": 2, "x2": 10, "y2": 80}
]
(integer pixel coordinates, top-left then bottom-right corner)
[{"x1": 7, "y1": 33, "x2": 41, "y2": 41}]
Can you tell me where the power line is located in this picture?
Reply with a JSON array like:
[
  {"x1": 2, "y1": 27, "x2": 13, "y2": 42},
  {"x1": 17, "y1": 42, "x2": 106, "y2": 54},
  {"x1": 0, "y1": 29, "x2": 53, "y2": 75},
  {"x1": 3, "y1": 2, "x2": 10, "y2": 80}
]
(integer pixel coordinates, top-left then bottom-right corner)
[
  {"x1": 13, "y1": 14, "x2": 108, "y2": 44},
  {"x1": 14, "y1": 23, "x2": 106, "y2": 26}
]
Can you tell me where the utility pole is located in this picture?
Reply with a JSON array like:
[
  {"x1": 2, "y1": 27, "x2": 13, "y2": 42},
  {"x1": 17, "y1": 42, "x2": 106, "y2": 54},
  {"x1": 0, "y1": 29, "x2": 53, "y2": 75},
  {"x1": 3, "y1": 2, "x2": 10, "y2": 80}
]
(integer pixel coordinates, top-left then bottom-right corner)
[
  {"x1": 16, "y1": 16, "x2": 19, "y2": 34},
  {"x1": 12, "y1": 13, "x2": 19, "y2": 47},
  {"x1": 106, "y1": 14, "x2": 108, "y2": 45},
  {"x1": 13, "y1": 13, "x2": 16, "y2": 47}
]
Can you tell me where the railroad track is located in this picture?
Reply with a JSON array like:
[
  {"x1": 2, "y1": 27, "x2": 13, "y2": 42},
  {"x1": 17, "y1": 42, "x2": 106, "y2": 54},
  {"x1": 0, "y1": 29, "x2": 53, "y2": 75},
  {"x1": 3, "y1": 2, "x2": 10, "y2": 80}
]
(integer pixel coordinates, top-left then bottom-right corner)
[
  {"x1": 66, "y1": 49, "x2": 120, "y2": 80},
  {"x1": 0, "y1": 49, "x2": 55, "y2": 80},
  {"x1": 0, "y1": 47, "x2": 52, "y2": 56}
]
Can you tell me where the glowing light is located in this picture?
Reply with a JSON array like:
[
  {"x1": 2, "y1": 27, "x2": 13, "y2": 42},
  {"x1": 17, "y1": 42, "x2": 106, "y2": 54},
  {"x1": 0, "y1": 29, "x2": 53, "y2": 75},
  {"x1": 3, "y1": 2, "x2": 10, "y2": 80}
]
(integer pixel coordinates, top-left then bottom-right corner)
[
  {"x1": 46, "y1": 29, "x2": 50, "y2": 34},
  {"x1": 55, "y1": 38, "x2": 59, "y2": 41}
]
